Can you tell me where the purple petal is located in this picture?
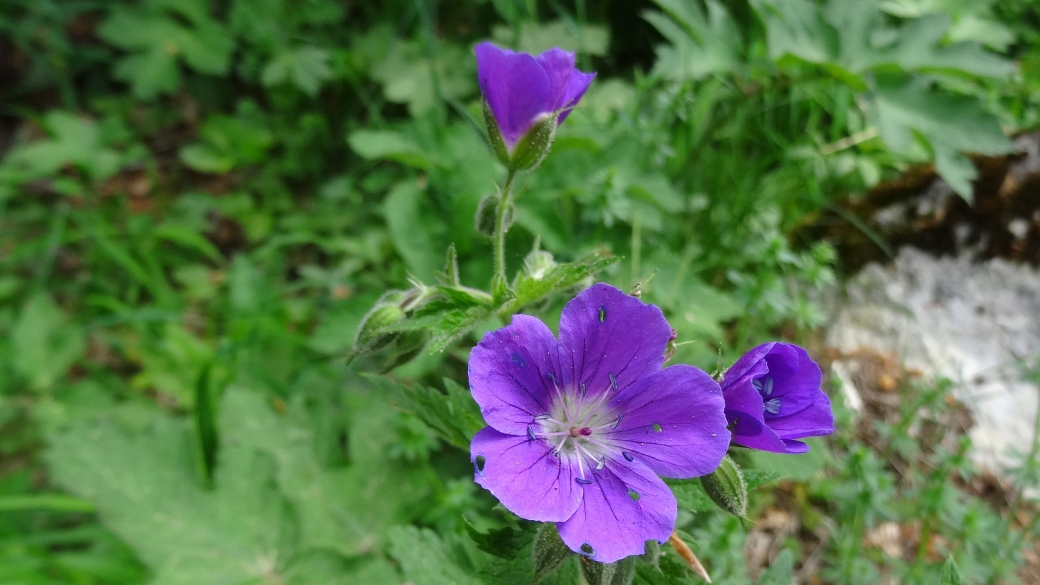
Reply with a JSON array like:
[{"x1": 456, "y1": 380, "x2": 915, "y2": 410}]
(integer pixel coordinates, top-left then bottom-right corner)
[
  {"x1": 727, "y1": 409, "x2": 788, "y2": 453},
  {"x1": 556, "y1": 457, "x2": 675, "y2": 563},
  {"x1": 722, "y1": 343, "x2": 772, "y2": 384},
  {"x1": 781, "y1": 439, "x2": 810, "y2": 453},
  {"x1": 533, "y1": 47, "x2": 595, "y2": 124},
  {"x1": 471, "y1": 427, "x2": 582, "y2": 522},
  {"x1": 534, "y1": 48, "x2": 577, "y2": 112},
  {"x1": 475, "y1": 42, "x2": 550, "y2": 147},
  {"x1": 767, "y1": 391, "x2": 834, "y2": 439},
  {"x1": 557, "y1": 284, "x2": 672, "y2": 404},
  {"x1": 556, "y1": 70, "x2": 596, "y2": 124},
  {"x1": 606, "y1": 365, "x2": 730, "y2": 479},
  {"x1": 761, "y1": 344, "x2": 823, "y2": 416},
  {"x1": 469, "y1": 314, "x2": 561, "y2": 436}
]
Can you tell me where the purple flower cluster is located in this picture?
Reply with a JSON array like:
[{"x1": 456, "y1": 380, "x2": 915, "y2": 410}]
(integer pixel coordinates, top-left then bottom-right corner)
[
  {"x1": 475, "y1": 42, "x2": 595, "y2": 151},
  {"x1": 467, "y1": 284, "x2": 834, "y2": 562}
]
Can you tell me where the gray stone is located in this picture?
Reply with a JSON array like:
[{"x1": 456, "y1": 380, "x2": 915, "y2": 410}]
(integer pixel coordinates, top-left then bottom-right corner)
[{"x1": 826, "y1": 247, "x2": 1040, "y2": 476}]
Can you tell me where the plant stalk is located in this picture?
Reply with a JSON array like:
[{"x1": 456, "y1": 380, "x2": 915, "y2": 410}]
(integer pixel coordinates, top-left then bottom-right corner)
[{"x1": 492, "y1": 170, "x2": 517, "y2": 293}]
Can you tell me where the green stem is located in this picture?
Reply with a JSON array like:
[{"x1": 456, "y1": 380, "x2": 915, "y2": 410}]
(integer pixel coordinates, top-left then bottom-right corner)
[{"x1": 493, "y1": 171, "x2": 517, "y2": 292}]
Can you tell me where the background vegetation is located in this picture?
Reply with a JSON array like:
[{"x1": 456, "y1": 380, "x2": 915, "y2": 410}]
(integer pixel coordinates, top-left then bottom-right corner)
[{"x1": 0, "y1": 0, "x2": 1038, "y2": 583}]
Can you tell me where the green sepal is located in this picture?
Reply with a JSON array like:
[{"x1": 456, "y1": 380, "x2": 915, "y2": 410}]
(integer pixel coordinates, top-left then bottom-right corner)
[
  {"x1": 699, "y1": 455, "x2": 748, "y2": 519},
  {"x1": 579, "y1": 555, "x2": 636, "y2": 585},
  {"x1": 482, "y1": 98, "x2": 511, "y2": 167},
  {"x1": 351, "y1": 291, "x2": 407, "y2": 356},
  {"x1": 532, "y1": 523, "x2": 573, "y2": 583},
  {"x1": 509, "y1": 113, "x2": 557, "y2": 173}
]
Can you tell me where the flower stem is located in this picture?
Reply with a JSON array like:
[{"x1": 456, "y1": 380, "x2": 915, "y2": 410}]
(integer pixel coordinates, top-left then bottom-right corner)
[{"x1": 492, "y1": 170, "x2": 517, "y2": 296}]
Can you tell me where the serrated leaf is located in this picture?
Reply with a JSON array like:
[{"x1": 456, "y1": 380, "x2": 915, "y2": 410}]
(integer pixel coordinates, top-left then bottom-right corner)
[
  {"x1": 505, "y1": 248, "x2": 622, "y2": 315},
  {"x1": 261, "y1": 46, "x2": 333, "y2": 96},
  {"x1": 491, "y1": 20, "x2": 610, "y2": 56},
  {"x1": 47, "y1": 386, "x2": 428, "y2": 583},
  {"x1": 667, "y1": 479, "x2": 716, "y2": 513},
  {"x1": 867, "y1": 75, "x2": 1012, "y2": 198},
  {"x1": 387, "y1": 526, "x2": 481, "y2": 585},
  {"x1": 98, "y1": 4, "x2": 233, "y2": 99},
  {"x1": 754, "y1": 0, "x2": 1014, "y2": 80},
  {"x1": 366, "y1": 375, "x2": 484, "y2": 451},
  {"x1": 646, "y1": 0, "x2": 742, "y2": 81},
  {"x1": 47, "y1": 411, "x2": 294, "y2": 585},
  {"x1": 466, "y1": 523, "x2": 532, "y2": 560}
]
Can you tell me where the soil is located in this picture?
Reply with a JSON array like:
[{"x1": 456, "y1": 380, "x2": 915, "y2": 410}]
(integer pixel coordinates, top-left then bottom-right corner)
[{"x1": 804, "y1": 131, "x2": 1040, "y2": 272}]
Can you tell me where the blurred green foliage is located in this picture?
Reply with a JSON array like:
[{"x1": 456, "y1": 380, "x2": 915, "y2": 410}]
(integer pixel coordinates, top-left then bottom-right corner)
[{"x1": 1, "y1": 0, "x2": 1038, "y2": 583}]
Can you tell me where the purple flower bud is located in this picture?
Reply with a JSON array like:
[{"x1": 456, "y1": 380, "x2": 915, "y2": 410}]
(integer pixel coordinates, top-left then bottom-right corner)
[
  {"x1": 474, "y1": 42, "x2": 596, "y2": 152},
  {"x1": 720, "y1": 343, "x2": 834, "y2": 454}
]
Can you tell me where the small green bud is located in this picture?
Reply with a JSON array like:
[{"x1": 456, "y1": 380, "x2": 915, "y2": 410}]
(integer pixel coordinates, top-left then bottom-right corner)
[
  {"x1": 522, "y1": 249, "x2": 556, "y2": 281},
  {"x1": 700, "y1": 455, "x2": 748, "y2": 519},
  {"x1": 354, "y1": 304, "x2": 404, "y2": 352},
  {"x1": 509, "y1": 113, "x2": 557, "y2": 173},
  {"x1": 579, "y1": 555, "x2": 636, "y2": 585},
  {"x1": 475, "y1": 193, "x2": 512, "y2": 238},
  {"x1": 378, "y1": 329, "x2": 428, "y2": 372},
  {"x1": 532, "y1": 523, "x2": 572, "y2": 583}
]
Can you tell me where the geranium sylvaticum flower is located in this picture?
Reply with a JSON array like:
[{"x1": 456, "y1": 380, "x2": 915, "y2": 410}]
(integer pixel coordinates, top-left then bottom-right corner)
[
  {"x1": 468, "y1": 284, "x2": 730, "y2": 563},
  {"x1": 720, "y1": 342, "x2": 834, "y2": 454},
  {"x1": 474, "y1": 42, "x2": 595, "y2": 168}
]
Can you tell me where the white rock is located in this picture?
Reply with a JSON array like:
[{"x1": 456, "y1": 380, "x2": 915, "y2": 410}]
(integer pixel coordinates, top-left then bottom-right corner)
[{"x1": 826, "y1": 248, "x2": 1040, "y2": 477}]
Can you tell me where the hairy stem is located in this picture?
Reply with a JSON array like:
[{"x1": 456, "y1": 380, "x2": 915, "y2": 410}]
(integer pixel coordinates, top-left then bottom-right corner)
[{"x1": 493, "y1": 170, "x2": 517, "y2": 291}]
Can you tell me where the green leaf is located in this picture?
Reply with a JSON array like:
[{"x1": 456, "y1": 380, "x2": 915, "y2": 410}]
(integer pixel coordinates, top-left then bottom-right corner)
[
  {"x1": 756, "y1": 549, "x2": 794, "y2": 585},
  {"x1": 47, "y1": 385, "x2": 428, "y2": 582},
  {"x1": 98, "y1": 3, "x2": 233, "y2": 99},
  {"x1": 12, "y1": 293, "x2": 85, "y2": 391},
  {"x1": 261, "y1": 46, "x2": 333, "y2": 96},
  {"x1": 667, "y1": 479, "x2": 716, "y2": 513},
  {"x1": 47, "y1": 410, "x2": 295, "y2": 585},
  {"x1": 0, "y1": 112, "x2": 124, "y2": 184},
  {"x1": 178, "y1": 143, "x2": 234, "y2": 174},
  {"x1": 465, "y1": 523, "x2": 531, "y2": 560},
  {"x1": 506, "y1": 248, "x2": 622, "y2": 315},
  {"x1": 754, "y1": 0, "x2": 1014, "y2": 80},
  {"x1": 491, "y1": 20, "x2": 611, "y2": 56},
  {"x1": 348, "y1": 130, "x2": 431, "y2": 170},
  {"x1": 387, "y1": 526, "x2": 481, "y2": 585},
  {"x1": 940, "y1": 556, "x2": 965, "y2": 585},
  {"x1": 384, "y1": 181, "x2": 442, "y2": 281},
  {"x1": 366, "y1": 375, "x2": 485, "y2": 451},
  {"x1": 867, "y1": 75, "x2": 1012, "y2": 198},
  {"x1": 646, "y1": 0, "x2": 743, "y2": 81}
]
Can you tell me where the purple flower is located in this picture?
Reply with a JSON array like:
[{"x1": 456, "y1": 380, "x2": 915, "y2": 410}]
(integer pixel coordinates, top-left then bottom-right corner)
[
  {"x1": 720, "y1": 343, "x2": 834, "y2": 454},
  {"x1": 474, "y1": 42, "x2": 596, "y2": 150},
  {"x1": 468, "y1": 284, "x2": 730, "y2": 563}
]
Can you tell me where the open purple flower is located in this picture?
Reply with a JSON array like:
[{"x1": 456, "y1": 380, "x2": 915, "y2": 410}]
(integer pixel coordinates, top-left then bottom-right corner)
[
  {"x1": 468, "y1": 284, "x2": 730, "y2": 563},
  {"x1": 475, "y1": 42, "x2": 595, "y2": 150},
  {"x1": 720, "y1": 343, "x2": 834, "y2": 454}
]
